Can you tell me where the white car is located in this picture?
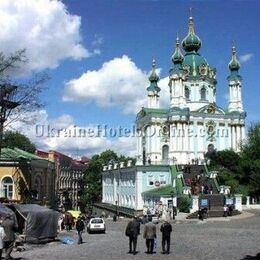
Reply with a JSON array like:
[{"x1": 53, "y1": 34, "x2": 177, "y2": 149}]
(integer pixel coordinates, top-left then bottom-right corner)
[{"x1": 87, "y1": 218, "x2": 106, "y2": 233}]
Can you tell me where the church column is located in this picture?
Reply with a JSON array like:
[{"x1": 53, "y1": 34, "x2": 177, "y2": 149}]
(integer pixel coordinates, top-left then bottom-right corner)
[
  {"x1": 231, "y1": 125, "x2": 236, "y2": 150},
  {"x1": 183, "y1": 122, "x2": 188, "y2": 162},
  {"x1": 241, "y1": 125, "x2": 246, "y2": 140},
  {"x1": 236, "y1": 125, "x2": 241, "y2": 150}
]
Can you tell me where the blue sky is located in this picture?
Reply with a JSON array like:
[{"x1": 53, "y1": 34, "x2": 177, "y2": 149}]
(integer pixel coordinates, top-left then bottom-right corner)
[{"x1": 1, "y1": 0, "x2": 259, "y2": 157}]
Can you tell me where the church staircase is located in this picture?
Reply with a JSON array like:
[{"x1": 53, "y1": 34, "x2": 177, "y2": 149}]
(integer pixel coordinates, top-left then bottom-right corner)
[{"x1": 177, "y1": 164, "x2": 241, "y2": 218}]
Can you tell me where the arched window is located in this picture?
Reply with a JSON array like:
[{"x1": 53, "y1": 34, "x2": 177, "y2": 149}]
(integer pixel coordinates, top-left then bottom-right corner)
[
  {"x1": 185, "y1": 87, "x2": 190, "y2": 100},
  {"x1": 2, "y1": 176, "x2": 13, "y2": 199},
  {"x1": 162, "y1": 145, "x2": 169, "y2": 162},
  {"x1": 200, "y1": 87, "x2": 206, "y2": 100}
]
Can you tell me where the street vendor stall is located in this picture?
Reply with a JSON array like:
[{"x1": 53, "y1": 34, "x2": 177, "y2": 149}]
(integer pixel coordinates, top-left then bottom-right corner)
[{"x1": 8, "y1": 204, "x2": 59, "y2": 243}]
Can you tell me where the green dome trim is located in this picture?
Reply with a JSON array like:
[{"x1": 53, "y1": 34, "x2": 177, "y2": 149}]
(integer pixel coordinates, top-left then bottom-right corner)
[
  {"x1": 182, "y1": 16, "x2": 201, "y2": 53},
  {"x1": 147, "y1": 59, "x2": 161, "y2": 92},
  {"x1": 181, "y1": 52, "x2": 215, "y2": 81}
]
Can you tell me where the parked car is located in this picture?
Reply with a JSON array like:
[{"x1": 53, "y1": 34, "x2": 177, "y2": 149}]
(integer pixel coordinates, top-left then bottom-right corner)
[
  {"x1": 87, "y1": 218, "x2": 106, "y2": 233},
  {"x1": 148, "y1": 214, "x2": 159, "y2": 224}
]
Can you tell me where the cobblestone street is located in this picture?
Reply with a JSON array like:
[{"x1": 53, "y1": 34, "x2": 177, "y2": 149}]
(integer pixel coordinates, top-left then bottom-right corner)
[{"x1": 11, "y1": 210, "x2": 260, "y2": 260}]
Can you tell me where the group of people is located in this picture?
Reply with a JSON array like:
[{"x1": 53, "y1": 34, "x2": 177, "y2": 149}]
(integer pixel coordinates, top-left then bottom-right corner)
[
  {"x1": 125, "y1": 215, "x2": 172, "y2": 255},
  {"x1": 223, "y1": 204, "x2": 234, "y2": 217},
  {"x1": 0, "y1": 214, "x2": 17, "y2": 260}
]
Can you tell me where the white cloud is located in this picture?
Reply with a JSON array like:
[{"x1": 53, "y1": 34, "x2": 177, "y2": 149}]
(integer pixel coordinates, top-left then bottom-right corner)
[
  {"x1": 7, "y1": 110, "x2": 136, "y2": 157},
  {"x1": 63, "y1": 55, "x2": 170, "y2": 114},
  {"x1": 239, "y1": 53, "x2": 254, "y2": 63},
  {"x1": 0, "y1": 0, "x2": 90, "y2": 74}
]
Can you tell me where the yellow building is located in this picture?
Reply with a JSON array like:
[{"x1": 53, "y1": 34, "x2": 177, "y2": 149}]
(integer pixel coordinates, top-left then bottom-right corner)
[{"x1": 0, "y1": 148, "x2": 55, "y2": 206}]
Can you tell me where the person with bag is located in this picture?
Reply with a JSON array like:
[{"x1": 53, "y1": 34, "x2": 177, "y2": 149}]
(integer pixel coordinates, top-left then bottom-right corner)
[
  {"x1": 160, "y1": 220, "x2": 172, "y2": 254},
  {"x1": 75, "y1": 216, "x2": 85, "y2": 244},
  {"x1": 125, "y1": 216, "x2": 140, "y2": 255}
]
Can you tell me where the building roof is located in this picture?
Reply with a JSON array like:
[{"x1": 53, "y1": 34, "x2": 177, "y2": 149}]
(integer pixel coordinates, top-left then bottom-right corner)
[
  {"x1": 1, "y1": 147, "x2": 44, "y2": 161},
  {"x1": 142, "y1": 185, "x2": 176, "y2": 197}
]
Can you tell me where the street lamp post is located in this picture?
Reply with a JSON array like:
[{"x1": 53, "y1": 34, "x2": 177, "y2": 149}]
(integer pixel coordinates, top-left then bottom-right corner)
[{"x1": 0, "y1": 84, "x2": 19, "y2": 157}]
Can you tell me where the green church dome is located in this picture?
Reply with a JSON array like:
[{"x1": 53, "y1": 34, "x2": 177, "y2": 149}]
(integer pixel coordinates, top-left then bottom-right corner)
[
  {"x1": 172, "y1": 37, "x2": 184, "y2": 64},
  {"x1": 147, "y1": 59, "x2": 161, "y2": 92},
  {"x1": 182, "y1": 16, "x2": 201, "y2": 53},
  {"x1": 228, "y1": 46, "x2": 240, "y2": 71},
  {"x1": 227, "y1": 46, "x2": 242, "y2": 81}
]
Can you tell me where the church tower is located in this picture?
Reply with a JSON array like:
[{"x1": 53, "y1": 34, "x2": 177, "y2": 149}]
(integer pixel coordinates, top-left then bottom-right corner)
[
  {"x1": 147, "y1": 59, "x2": 160, "y2": 108},
  {"x1": 169, "y1": 37, "x2": 185, "y2": 108},
  {"x1": 228, "y1": 46, "x2": 243, "y2": 112}
]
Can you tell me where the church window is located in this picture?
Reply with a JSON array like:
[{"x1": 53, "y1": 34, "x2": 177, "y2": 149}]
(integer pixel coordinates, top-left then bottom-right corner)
[
  {"x1": 185, "y1": 87, "x2": 190, "y2": 100},
  {"x1": 200, "y1": 87, "x2": 206, "y2": 100},
  {"x1": 162, "y1": 145, "x2": 169, "y2": 161}
]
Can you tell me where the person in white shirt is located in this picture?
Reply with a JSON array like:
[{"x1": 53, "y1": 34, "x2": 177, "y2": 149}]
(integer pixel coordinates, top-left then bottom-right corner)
[{"x1": 0, "y1": 221, "x2": 6, "y2": 260}]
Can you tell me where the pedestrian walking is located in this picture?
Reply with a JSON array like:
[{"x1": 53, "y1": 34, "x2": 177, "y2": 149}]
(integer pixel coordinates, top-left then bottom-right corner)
[
  {"x1": 2, "y1": 214, "x2": 17, "y2": 260},
  {"x1": 160, "y1": 220, "x2": 172, "y2": 254},
  {"x1": 0, "y1": 219, "x2": 6, "y2": 260},
  {"x1": 125, "y1": 216, "x2": 140, "y2": 255},
  {"x1": 143, "y1": 216, "x2": 156, "y2": 254},
  {"x1": 223, "y1": 205, "x2": 228, "y2": 217},
  {"x1": 76, "y1": 216, "x2": 85, "y2": 244}
]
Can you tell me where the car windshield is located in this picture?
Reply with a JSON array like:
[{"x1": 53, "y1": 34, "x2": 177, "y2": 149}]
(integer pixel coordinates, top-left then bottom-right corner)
[{"x1": 91, "y1": 219, "x2": 103, "y2": 224}]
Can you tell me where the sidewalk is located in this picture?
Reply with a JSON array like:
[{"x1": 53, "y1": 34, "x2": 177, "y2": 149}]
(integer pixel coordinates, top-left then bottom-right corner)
[{"x1": 174, "y1": 210, "x2": 255, "y2": 224}]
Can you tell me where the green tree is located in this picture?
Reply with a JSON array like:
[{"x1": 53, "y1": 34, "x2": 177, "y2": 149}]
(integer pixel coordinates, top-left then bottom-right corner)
[
  {"x1": 2, "y1": 130, "x2": 36, "y2": 153},
  {"x1": 239, "y1": 123, "x2": 260, "y2": 197}
]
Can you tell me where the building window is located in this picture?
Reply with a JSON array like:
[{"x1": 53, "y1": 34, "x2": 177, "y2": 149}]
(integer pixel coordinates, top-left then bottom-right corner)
[
  {"x1": 185, "y1": 87, "x2": 190, "y2": 100},
  {"x1": 160, "y1": 175, "x2": 166, "y2": 185},
  {"x1": 2, "y1": 176, "x2": 13, "y2": 200},
  {"x1": 148, "y1": 175, "x2": 154, "y2": 186},
  {"x1": 200, "y1": 87, "x2": 206, "y2": 100}
]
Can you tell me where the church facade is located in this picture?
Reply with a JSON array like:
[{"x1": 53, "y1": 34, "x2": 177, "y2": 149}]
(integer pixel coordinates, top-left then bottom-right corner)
[
  {"x1": 136, "y1": 16, "x2": 246, "y2": 165},
  {"x1": 102, "y1": 15, "x2": 246, "y2": 211}
]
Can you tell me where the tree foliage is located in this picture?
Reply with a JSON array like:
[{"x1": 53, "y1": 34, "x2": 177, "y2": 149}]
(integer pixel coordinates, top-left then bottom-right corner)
[
  {"x1": 239, "y1": 123, "x2": 260, "y2": 196},
  {"x1": 3, "y1": 130, "x2": 36, "y2": 153},
  {"x1": 0, "y1": 49, "x2": 48, "y2": 126},
  {"x1": 81, "y1": 150, "x2": 135, "y2": 208},
  {"x1": 208, "y1": 123, "x2": 260, "y2": 198}
]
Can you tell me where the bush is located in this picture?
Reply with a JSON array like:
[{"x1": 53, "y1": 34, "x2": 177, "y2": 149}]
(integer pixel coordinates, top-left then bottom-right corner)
[{"x1": 177, "y1": 196, "x2": 191, "y2": 213}]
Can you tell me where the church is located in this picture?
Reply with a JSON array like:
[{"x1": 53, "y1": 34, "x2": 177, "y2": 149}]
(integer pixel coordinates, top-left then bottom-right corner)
[
  {"x1": 101, "y1": 15, "x2": 246, "y2": 213},
  {"x1": 136, "y1": 15, "x2": 246, "y2": 166}
]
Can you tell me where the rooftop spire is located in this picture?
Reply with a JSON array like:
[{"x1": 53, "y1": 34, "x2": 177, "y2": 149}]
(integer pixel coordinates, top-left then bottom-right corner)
[
  {"x1": 229, "y1": 46, "x2": 240, "y2": 71},
  {"x1": 172, "y1": 36, "x2": 184, "y2": 64},
  {"x1": 182, "y1": 12, "x2": 201, "y2": 52},
  {"x1": 227, "y1": 45, "x2": 242, "y2": 81},
  {"x1": 147, "y1": 59, "x2": 160, "y2": 92}
]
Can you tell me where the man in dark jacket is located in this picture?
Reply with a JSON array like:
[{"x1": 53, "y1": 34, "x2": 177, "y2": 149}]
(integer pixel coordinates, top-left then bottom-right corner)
[
  {"x1": 76, "y1": 216, "x2": 85, "y2": 244},
  {"x1": 160, "y1": 220, "x2": 172, "y2": 254},
  {"x1": 2, "y1": 214, "x2": 17, "y2": 260},
  {"x1": 125, "y1": 216, "x2": 140, "y2": 255},
  {"x1": 143, "y1": 216, "x2": 157, "y2": 254}
]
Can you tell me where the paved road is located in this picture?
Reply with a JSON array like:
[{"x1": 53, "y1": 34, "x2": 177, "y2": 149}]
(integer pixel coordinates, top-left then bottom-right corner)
[{"x1": 11, "y1": 210, "x2": 260, "y2": 260}]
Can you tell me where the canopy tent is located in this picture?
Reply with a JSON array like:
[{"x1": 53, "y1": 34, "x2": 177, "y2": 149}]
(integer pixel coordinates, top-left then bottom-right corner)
[
  {"x1": 67, "y1": 210, "x2": 81, "y2": 218},
  {"x1": 8, "y1": 204, "x2": 59, "y2": 243}
]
